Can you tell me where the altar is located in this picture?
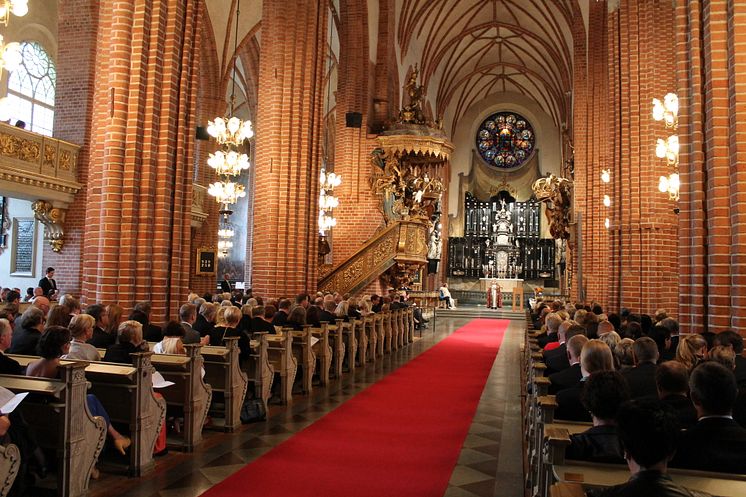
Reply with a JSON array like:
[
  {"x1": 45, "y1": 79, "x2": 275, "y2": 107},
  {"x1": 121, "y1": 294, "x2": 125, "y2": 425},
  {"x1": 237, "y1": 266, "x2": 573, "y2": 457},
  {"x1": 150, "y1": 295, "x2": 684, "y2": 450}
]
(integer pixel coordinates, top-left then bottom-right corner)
[{"x1": 479, "y1": 278, "x2": 523, "y2": 292}]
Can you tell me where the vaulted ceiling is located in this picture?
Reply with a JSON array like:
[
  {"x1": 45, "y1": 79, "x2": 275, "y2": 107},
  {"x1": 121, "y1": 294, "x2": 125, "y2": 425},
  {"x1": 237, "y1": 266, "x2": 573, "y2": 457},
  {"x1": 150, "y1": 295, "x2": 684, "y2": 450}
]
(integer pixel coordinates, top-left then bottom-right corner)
[{"x1": 397, "y1": 0, "x2": 584, "y2": 133}]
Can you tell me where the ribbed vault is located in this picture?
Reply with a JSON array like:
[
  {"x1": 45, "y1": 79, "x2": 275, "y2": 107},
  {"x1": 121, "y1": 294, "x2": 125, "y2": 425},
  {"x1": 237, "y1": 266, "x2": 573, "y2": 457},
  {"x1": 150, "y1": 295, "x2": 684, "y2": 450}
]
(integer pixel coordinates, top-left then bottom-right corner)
[{"x1": 397, "y1": 0, "x2": 580, "y2": 133}]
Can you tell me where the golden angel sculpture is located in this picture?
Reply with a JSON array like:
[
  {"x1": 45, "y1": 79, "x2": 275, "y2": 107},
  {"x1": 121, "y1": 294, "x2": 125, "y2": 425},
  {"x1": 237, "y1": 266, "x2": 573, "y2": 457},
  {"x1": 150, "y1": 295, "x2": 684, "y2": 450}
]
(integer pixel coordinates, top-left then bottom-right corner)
[{"x1": 532, "y1": 174, "x2": 573, "y2": 240}]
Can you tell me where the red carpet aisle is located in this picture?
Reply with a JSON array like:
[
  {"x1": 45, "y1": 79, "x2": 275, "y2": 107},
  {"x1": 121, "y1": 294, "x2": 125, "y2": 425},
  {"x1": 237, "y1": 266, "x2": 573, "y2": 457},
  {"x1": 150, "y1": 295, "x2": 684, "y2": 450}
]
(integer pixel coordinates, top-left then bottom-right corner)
[{"x1": 201, "y1": 319, "x2": 508, "y2": 497}]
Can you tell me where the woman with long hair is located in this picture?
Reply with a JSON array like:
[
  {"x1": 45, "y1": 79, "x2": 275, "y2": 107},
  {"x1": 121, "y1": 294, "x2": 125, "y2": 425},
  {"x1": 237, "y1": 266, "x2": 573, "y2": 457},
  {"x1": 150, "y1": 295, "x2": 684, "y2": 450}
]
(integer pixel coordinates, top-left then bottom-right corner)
[{"x1": 676, "y1": 334, "x2": 708, "y2": 371}]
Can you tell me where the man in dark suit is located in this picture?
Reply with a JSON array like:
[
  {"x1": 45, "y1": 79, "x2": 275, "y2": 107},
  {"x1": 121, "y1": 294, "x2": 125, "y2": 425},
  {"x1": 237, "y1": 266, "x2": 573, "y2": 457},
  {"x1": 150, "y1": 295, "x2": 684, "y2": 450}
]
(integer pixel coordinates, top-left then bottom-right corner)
[
  {"x1": 622, "y1": 337, "x2": 659, "y2": 399},
  {"x1": 545, "y1": 324, "x2": 586, "y2": 374},
  {"x1": 38, "y1": 267, "x2": 58, "y2": 299},
  {"x1": 714, "y1": 330, "x2": 746, "y2": 386},
  {"x1": 371, "y1": 294, "x2": 382, "y2": 313},
  {"x1": 180, "y1": 303, "x2": 204, "y2": 344},
  {"x1": 251, "y1": 305, "x2": 277, "y2": 335},
  {"x1": 671, "y1": 361, "x2": 746, "y2": 474},
  {"x1": 655, "y1": 361, "x2": 697, "y2": 429},
  {"x1": 319, "y1": 300, "x2": 338, "y2": 324},
  {"x1": 271, "y1": 299, "x2": 291, "y2": 327},
  {"x1": 537, "y1": 312, "x2": 562, "y2": 348},
  {"x1": 593, "y1": 399, "x2": 710, "y2": 497},
  {"x1": 220, "y1": 273, "x2": 232, "y2": 294},
  {"x1": 0, "y1": 318, "x2": 22, "y2": 375},
  {"x1": 193, "y1": 302, "x2": 216, "y2": 339},
  {"x1": 549, "y1": 334, "x2": 587, "y2": 394}
]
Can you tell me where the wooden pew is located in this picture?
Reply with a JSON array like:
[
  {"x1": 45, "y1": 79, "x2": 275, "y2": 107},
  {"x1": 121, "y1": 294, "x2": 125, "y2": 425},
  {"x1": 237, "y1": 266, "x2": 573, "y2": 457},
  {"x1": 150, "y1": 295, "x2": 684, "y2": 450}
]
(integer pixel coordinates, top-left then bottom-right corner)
[
  {"x1": 310, "y1": 324, "x2": 331, "y2": 386},
  {"x1": 382, "y1": 311, "x2": 393, "y2": 354},
  {"x1": 374, "y1": 313, "x2": 385, "y2": 358},
  {"x1": 247, "y1": 334, "x2": 273, "y2": 415},
  {"x1": 390, "y1": 310, "x2": 400, "y2": 351},
  {"x1": 325, "y1": 320, "x2": 346, "y2": 379},
  {"x1": 266, "y1": 332, "x2": 297, "y2": 404},
  {"x1": 361, "y1": 315, "x2": 376, "y2": 364},
  {"x1": 0, "y1": 443, "x2": 20, "y2": 497},
  {"x1": 150, "y1": 345, "x2": 212, "y2": 451},
  {"x1": 9, "y1": 353, "x2": 165, "y2": 477},
  {"x1": 341, "y1": 320, "x2": 358, "y2": 373},
  {"x1": 353, "y1": 318, "x2": 368, "y2": 366},
  {"x1": 543, "y1": 427, "x2": 746, "y2": 497},
  {"x1": 0, "y1": 363, "x2": 107, "y2": 497},
  {"x1": 406, "y1": 307, "x2": 415, "y2": 343},
  {"x1": 201, "y1": 337, "x2": 249, "y2": 432},
  {"x1": 287, "y1": 325, "x2": 316, "y2": 393}
]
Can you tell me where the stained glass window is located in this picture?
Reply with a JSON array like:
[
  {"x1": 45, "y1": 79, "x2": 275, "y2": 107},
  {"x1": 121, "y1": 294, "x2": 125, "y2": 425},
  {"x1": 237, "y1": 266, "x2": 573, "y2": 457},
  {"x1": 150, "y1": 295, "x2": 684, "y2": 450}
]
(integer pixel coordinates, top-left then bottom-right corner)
[
  {"x1": 475, "y1": 112, "x2": 535, "y2": 169},
  {"x1": 6, "y1": 42, "x2": 56, "y2": 136}
]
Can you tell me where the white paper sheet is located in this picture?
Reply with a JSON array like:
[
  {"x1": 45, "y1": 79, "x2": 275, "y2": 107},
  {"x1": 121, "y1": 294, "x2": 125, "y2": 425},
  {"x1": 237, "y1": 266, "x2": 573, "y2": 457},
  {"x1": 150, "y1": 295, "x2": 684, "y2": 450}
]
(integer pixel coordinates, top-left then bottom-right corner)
[{"x1": 152, "y1": 371, "x2": 175, "y2": 389}]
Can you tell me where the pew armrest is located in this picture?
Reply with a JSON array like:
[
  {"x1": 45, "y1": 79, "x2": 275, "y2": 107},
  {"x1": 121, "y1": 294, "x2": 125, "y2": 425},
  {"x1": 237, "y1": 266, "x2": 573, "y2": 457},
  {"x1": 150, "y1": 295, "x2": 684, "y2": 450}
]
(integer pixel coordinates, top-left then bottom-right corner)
[{"x1": 549, "y1": 482, "x2": 586, "y2": 497}]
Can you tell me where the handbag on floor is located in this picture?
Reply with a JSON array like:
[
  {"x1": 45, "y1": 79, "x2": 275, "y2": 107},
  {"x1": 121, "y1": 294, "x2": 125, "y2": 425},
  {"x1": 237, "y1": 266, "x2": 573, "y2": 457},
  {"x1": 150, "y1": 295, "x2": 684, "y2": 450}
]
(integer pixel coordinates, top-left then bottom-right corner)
[{"x1": 240, "y1": 396, "x2": 266, "y2": 423}]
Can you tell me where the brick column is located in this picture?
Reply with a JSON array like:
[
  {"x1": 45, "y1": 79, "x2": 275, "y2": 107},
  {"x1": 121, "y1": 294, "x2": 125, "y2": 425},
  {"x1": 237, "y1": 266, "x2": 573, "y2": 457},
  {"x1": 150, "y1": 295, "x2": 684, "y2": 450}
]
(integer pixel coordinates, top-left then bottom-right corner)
[
  {"x1": 596, "y1": 0, "x2": 678, "y2": 316},
  {"x1": 81, "y1": 0, "x2": 202, "y2": 321},
  {"x1": 676, "y1": 0, "x2": 746, "y2": 333},
  {"x1": 250, "y1": 0, "x2": 327, "y2": 298},
  {"x1": 46, "y1": 0, "x2": 101, "y2": 295}
]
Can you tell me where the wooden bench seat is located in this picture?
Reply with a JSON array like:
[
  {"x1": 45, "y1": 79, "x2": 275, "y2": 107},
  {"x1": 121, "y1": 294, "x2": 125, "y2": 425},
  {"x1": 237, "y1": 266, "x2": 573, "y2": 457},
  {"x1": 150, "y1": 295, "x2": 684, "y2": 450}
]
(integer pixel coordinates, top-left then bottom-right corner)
[
  {"x1": 265, "y1": 332, "x2": 297, "y2": 404},
  {"x1": 149, "y1": 345, "x2": 212, "y2": 451},
  {"x1": 0, "y1": 363, "x2": 107, "y2": 497},
  {"x1": 200, "y1": 337, "x2": 249, "y2": 431},
  {"x1": 8, "y1": 353, "x2": 165, "y2": 477},
  {"x1": 309, "y1": 324, "x2": 332, "y2": 386},
  {"x1": 247, "y1": 334, "x2": 273, "y2": 415}
]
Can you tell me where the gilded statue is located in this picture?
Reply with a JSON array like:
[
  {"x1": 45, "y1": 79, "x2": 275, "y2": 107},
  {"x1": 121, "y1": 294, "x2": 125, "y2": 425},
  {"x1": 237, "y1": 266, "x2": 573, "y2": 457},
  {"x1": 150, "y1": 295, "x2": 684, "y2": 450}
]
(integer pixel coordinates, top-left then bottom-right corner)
[
  {"x1": 398, "y1": 65, "x2": 426, "y2": 125},
  {"x1": 532, "y1": 174, "x2": 573, "y2": 240}
]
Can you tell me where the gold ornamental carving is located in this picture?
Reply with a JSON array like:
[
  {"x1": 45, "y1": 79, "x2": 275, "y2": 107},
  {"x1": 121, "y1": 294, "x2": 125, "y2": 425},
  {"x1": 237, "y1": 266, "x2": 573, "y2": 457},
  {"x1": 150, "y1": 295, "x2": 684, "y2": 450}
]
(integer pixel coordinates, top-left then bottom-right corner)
[
  {"x1": 44, "y1": 145, "x2": 56, "y2": 169},
  {"x1": 31, "y1": 200, "x2": 66, "y2": 252},
  {"x1": 532, "y1": 174, "x2": 573, "y2": 239},
  {"x1": 59, "y1": 150, "x2": 73, "y2": 171},
  {"x1": 0, "y1": 132, "x2": 40, "y2": 162}
]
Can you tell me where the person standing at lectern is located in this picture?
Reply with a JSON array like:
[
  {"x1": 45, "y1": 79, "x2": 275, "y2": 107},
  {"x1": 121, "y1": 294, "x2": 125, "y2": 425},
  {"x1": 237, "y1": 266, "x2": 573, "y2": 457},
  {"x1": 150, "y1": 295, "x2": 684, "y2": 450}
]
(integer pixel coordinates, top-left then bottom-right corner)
[
  {"x1": 220, "y1": 273, "x2": 232, "y2": 293},
  {"x1": 38, "y1": 267, "x2": 58, "y2": 299}
]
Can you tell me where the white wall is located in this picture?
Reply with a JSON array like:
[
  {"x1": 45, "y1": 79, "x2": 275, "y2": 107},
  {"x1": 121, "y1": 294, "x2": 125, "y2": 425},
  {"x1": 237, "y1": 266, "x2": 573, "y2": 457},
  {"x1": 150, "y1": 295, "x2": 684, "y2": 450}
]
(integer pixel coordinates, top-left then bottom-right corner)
[
  {"x1": 0, "y1": 196, "x2": 45, "y2": 291},
  {"x1": 448, "y1": 91, "x2": 562, "y2": 218}
]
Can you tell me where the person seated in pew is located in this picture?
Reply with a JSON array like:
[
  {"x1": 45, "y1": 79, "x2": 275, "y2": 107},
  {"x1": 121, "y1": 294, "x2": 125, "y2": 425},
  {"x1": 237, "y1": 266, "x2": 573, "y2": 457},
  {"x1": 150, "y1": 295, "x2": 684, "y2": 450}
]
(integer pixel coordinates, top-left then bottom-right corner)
[
  {"x1": 210, "y1": 307, "x2": 251, "y2": 362},
  {"x1": 306, "y1": 304, "x2": 321, "y2": 328},
  {"x1": 271, "y1": 299, "x2": 291, "y2": 327},
  {"x1": 649, "y1": 325, "x2": 675, "y2": 363},
  {"x1": 587, "y1": 399, "x2": 710, "y2": 497},
  {"x1": 709, "y1": 346, "x2": 746, "y2": 429},
  {"x1": 103, "y1": 320, "x2": 149, "y2": 364},
  {"x1": 555, "y1": 339, "x2": 615, "y2": 422},
  {"x1": 655, "y1": 361, "x2": 698, "y2": 430},
  {"x1": 548, "y1": 334, "x2": 587, "y2": 394},
  {"x1": 287, "y1": 306, "x2": 306, "y2": 331},
  {"x1": 63, "y1": 314, "x2": 101, "y2": 362},
  {"x1": 237, "y1": 304, "x2": 253, "y2": 336},
  {"x1": 194, "y1": 302, "x2": 217, "y2": 340},
  {"x1": 544, "y1": 323, "x2": 586, "y2": 375},
  {"x1": 622, "y1": 337, "x2": 660, "y2": 399},
  {"x1": 133, "y1": 302, "x2": 164, "y2": 343},
  {"x1": 251, "y1": 305, "x2": 277, "y2": 336},
  {"x1": 153, "y1": 321, "x2": 186, "y2": 355},
  {"x1": 675, "y1": 334, "x2": 708, "y2": 372},
  {"x1": 86, "y1": 304, "x2": 116, "y2": 349},
  {"x1": 26, "y1": 326, "x2": 131, "y2": 456},
  {"x1": 105, "y1": 304, "x2": 125, "y2": 341},
  {"x1": 671, "y1": 361, "x2": 746, "y2": 474},
  {"x1": 319, "y1": 300, "x2": 338, "y2": 324},
  {"x1": 347, "y1": 297, "x2": 362, "y2": 320},
  {"x1": 614, "y1": 338, "x2": 635, "y2": 372},
  {"x1": 128, "y1": 309, "x2": 162, "y2": 343},
  {"x1": 9, "y1": 307, "x2": 45, "y2": 355},
  {"x1": 712, "y1": 330, "x2": 746, "y2": 387},
  {"x1": 0, "y1": 319, "x2": 22, "y2": 375},
  {"x1": 565, "y1": 370, "x2": 630, "y2": 463},
  {"x1": 334, "y1": 300, "x2": 350, "y2": 323},
  {"x1": 537, "y1": 312, "x2": 563, "y2": 349}
]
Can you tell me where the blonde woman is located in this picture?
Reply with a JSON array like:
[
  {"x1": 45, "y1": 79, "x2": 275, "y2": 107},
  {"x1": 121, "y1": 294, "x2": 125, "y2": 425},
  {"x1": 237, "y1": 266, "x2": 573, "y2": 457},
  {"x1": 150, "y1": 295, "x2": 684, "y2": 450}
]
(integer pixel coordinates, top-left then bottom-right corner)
[
  {"x1": 64, "y1": 314, "x2": 101, "y2": 361},
  {"x1": 676, "y1": 334, "x2": 708, "y2": 371}
]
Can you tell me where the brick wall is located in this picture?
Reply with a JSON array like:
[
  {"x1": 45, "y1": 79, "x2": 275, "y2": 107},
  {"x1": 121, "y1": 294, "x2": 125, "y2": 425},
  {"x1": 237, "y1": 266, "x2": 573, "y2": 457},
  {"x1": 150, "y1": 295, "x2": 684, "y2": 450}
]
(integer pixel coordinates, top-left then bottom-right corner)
[
  {"x1": 76, "y1": 0, "x2": 202, "y2": 322},
  {"x1": 46, "y1": 0, "x2": 101, "y2": 297},
  {"x1": 251, "y1": 0, "x2": 327, "y2": 299},
  {"x1": 676, "y1": 0, "x2": 746, "y2": 333}
]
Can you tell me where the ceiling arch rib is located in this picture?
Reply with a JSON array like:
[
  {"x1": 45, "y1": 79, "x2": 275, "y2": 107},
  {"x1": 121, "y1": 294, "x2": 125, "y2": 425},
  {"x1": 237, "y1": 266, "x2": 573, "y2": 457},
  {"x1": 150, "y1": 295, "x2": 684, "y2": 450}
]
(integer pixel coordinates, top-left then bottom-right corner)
[{"x1": 397, "y1": 0, "x2": 578, "y2": 134}]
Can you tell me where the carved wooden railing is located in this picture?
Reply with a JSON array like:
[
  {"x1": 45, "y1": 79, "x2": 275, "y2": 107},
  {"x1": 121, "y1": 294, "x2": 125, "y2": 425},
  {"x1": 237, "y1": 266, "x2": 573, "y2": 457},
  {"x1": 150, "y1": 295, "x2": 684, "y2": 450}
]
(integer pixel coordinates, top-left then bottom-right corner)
[{"x1": 318, "y1": 220, "x2": 428, "y2": 295}]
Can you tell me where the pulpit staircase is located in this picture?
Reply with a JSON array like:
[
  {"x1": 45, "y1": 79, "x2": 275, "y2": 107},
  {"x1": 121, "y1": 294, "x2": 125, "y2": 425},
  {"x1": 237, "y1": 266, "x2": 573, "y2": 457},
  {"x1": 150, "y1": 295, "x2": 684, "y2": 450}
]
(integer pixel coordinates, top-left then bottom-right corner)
[{"x1": 317, "y1": 220, "x2": 429, "y2": 296}]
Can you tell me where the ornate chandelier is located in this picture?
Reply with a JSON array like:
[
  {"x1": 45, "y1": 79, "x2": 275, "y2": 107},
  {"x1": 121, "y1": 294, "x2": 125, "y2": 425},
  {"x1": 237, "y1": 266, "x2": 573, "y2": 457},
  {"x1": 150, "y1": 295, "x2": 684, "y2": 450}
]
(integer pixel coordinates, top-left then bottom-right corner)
[
  {"x1": 318, "y1": 168, "x2": 341, "y2": 236},
  {"x1": 653, "y1": 93, "x2": 680, "y2": 201},
  {"x1": 0, "y1": 0, "x2": 27, "y2": 27},
  {"x1": 206, "y1": 0, "x2": 252, "y2": 230}
]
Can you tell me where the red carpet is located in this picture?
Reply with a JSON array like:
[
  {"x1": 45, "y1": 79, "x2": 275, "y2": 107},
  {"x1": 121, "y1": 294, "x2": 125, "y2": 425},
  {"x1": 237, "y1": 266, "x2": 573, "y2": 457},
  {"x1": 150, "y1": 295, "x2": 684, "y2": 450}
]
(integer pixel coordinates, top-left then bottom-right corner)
[{"x1": 201, "y1": 318, "x2": 508, "y2": 497}]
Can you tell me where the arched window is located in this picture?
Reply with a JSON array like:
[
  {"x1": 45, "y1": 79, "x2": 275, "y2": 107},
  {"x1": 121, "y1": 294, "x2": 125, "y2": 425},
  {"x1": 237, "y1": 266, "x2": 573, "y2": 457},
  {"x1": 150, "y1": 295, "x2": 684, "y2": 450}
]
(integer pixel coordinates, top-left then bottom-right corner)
[{"x1": 6, "y1": 41, "x2": 56, "y2": 136}]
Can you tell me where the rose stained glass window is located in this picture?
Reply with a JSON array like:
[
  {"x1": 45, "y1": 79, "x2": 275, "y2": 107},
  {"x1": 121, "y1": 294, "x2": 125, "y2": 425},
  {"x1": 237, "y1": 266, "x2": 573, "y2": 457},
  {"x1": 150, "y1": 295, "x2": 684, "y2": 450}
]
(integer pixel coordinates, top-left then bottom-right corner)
[{"x1": 476, "y1": 112, "x2": 535, "y2": 169}]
